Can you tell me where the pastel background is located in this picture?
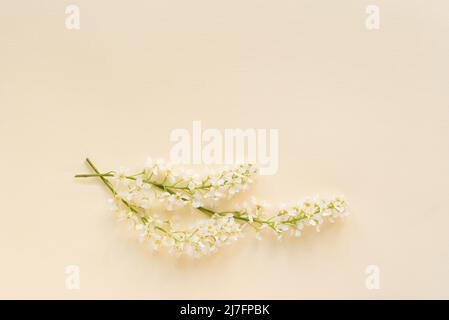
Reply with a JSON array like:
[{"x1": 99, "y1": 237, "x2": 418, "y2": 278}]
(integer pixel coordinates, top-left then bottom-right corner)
[{"x1": 1, "y1": 0, "x2": 448, "y2": 299}]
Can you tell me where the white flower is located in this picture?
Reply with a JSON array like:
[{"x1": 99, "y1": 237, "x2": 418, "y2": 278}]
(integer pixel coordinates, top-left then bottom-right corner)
[
  {"x1": 144, "y1": 157, "x2": 155, "y2": 169},
  {"x1": 107, "y1": 197, "x2": 119, "y2": 211},
  {"x1": 302, "y1": 199, "x2": 316, "y2": 215},
  {"x1": 144, "y1": 157, "x2": 169, "y2": 177},
  {"x1": 191, "y1": 192, "x2": 203, "y2": 208},
  {"x1": 167, "y1": 174, "x2": 177, "y2": 185},
  {"x1": 187, "y1": 181, "x2": 196, "y2": 191},
  {"x1": 114, "y1": 167, "x2": 129, "y2": 180},
  {"x1": 192, "y1": 201, "x2": 202, "y2": 208},
  {"x1": 135, "y1": 177, "x2": 143, "y2": 188},
  {"x1": 314, "y1": 214, "x2": 324, "y2": 225}
]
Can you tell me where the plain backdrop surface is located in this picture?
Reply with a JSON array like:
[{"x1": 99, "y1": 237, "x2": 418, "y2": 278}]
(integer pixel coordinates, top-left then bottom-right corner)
[{"x1": 1, "y1": 0, "x2": 448, "y2": 298}]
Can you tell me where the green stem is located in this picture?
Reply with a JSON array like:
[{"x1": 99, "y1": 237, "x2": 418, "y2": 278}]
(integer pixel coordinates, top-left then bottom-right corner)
[
  {"x1": 75, "y1": 173, "x2": 114, "y2": 178},
  {"x1": 84, "y1": 158, "x2": 139, "y2": 215}
]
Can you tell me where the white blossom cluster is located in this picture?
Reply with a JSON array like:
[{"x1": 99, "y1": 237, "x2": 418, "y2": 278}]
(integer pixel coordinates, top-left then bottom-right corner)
[
  {"x1": 120, "y1": 213, "x2": 243, "y2": 258},
  {"x1": 76, "y1": 158, "x2": 348, "y2": 258},
  {"x1": 247, "y1": 195, "x2": 348, "y2": 241},
  {"x1": 109, "y1": 193, "x2": 347, "y2": 257},
  {"x1": 110, "y1": 158, "x2": 257, "y2": 212}
]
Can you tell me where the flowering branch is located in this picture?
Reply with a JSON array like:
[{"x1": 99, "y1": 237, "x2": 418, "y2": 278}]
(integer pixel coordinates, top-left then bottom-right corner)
[{"x1": 75, "y1": 158, "x2": 348, "y2": 257}]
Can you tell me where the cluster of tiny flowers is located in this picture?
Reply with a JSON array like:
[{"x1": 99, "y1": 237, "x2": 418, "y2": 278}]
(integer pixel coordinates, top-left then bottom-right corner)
[
  {"x1": 247, "y1": 195, "x2": 349, "y2": 241},
  {"x1": 117, "y1": 210, "x2": 243, "y2": 258},
  {"x1": 109, "y1": 158, "x2": 256, "y2": 212},
  {"x1": 77, "y1": 157, "x2": 348, "y2": 258},
  {"x1": 109, "y1": 193, "x2": 347, "y2": 257}
]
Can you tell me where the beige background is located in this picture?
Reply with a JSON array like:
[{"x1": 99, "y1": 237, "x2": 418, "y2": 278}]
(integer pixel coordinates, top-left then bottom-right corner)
[{"x1": 1, "y1": 0, "x2": 449, "y2": 299}]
